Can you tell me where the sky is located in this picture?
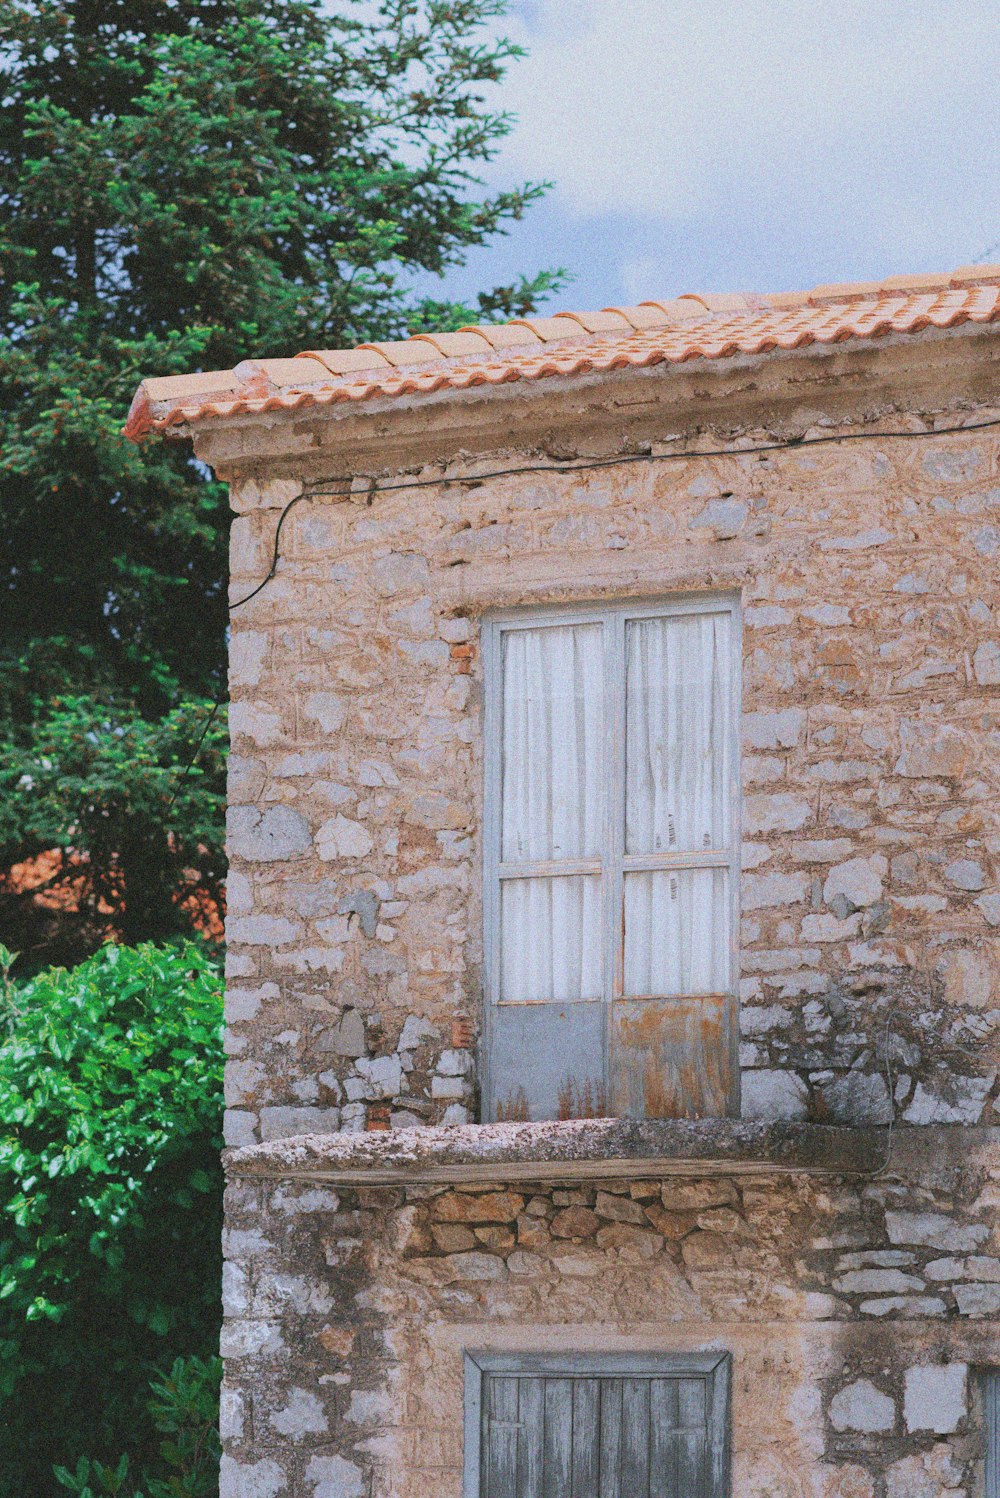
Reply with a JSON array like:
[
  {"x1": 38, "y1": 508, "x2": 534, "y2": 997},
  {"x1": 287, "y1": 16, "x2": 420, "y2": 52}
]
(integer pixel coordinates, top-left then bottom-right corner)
[{"x1": 424, "y1": 0, "x2": 1000, "y2": 313}]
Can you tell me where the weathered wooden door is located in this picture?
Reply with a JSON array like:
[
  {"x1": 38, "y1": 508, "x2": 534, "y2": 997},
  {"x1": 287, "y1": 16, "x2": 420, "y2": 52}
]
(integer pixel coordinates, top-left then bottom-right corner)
[{"x1": 480, "y1": 1371, "x2": 724, "y2": 1497}]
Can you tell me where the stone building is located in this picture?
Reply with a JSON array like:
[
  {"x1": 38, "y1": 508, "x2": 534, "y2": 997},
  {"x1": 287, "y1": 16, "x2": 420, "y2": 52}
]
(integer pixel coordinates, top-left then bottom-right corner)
[{"x1": 127, "y1": 265, "x2": 1000, "y2": 1496}]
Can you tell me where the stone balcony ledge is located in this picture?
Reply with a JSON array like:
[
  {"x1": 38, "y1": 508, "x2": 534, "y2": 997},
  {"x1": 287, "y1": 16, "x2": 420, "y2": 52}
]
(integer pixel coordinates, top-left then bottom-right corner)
[{"x1": 224, "y1": 1117, "x2": 895, "y2": 1187}]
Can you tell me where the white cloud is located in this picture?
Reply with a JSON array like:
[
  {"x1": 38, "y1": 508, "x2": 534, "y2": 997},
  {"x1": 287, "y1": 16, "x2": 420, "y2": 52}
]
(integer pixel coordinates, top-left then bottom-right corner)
[
  {"x1": 329, "y1": 0, "x2": 1000, "y2": 308},
  {"x1": 486, "y1": 0, "x2": 1000, "y2": 288},
  {"x1": 499, "y1": 0, "x2": 997, "y2": 215}
]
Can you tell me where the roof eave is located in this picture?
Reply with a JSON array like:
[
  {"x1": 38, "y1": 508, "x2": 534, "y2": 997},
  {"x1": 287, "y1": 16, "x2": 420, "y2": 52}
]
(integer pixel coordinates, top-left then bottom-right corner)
[{"x1": 160, "y1": 316, "x2": 1000, "y2": 484}]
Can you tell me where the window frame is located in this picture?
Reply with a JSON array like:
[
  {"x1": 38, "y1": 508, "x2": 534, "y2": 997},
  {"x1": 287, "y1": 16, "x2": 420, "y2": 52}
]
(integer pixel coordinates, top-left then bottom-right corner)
[
  {"x1": 985, "y1": 1369, "x2": 1000, "y2": 1498},
  {"x1": 481, "y1": 593, "x2": 742, "y2": 1119},
  {"x1": 463, "y1": 1348, "x2": 732, "y2": 1498}
]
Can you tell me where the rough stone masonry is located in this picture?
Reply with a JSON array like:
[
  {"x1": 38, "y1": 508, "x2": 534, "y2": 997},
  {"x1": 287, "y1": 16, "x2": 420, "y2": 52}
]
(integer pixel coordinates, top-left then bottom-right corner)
[{"x1": 131, "y1": 281, "x2": 1000, "y2": 1495}]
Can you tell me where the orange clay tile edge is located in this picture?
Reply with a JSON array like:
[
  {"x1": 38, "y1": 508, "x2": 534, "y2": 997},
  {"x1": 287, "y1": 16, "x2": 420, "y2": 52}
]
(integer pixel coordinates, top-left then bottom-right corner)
[{"x1": 124, "y1": 267, "x2": 1000, "y2": 440}]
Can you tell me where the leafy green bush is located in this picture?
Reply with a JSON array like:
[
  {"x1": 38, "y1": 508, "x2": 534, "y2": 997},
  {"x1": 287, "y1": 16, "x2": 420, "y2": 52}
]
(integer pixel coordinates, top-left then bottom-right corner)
[
  {"x1": 0, "y1": 942, "x2": 224, "y2": 1493},
  {"x1": 54, "y1": 1356, "x2": 222, "y2": 1498}
]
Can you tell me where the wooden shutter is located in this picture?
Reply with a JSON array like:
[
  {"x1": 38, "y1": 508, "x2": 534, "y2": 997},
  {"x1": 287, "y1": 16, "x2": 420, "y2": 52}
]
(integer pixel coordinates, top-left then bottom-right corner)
[
  {"x1": 480, "y1": 1369, "x2": 726, "y2": 1497},
  {"x1": 987, "y1": 1371, "x2": 1000, "y2": 1498}
]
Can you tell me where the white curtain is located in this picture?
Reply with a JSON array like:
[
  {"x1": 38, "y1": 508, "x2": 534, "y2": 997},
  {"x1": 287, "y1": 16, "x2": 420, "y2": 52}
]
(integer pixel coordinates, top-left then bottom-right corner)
[
  {"x1": 624, "y1": 613, "x2": 731, "y2": 995},
  {"x1": 500, "y1": 624, "x2": 603, "y2": 1002},
  {"x1": 501, "y1": 623, "x2": 603, "y2": 861},
  {"x1": 625, "y1": 612, "x2": 731, "y2": 854},
  {"x1": 501, "y1": 876, "x2": 602, "y2": 1002},
  {"x1": 624, "y1": 868, "x2": 729, "y2": 995},
  {"x1": 496, "y1": 612, "x2": 732, "y2": 1003}
]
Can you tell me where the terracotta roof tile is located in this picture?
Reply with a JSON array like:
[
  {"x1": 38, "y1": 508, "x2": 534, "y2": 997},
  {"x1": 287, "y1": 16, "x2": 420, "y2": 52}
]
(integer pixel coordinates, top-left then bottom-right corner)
[
  {"x1": 762, "y1": 290, "x2": 813, "y2": 310},
  {"x1": 458, "y1": 321, "x2": 542, "y2": 349},
  {"x1": 553, "y1": 309, "x2": 633, "y2": 333},
  {"x1": 140, "y1": 370, "x2": 242, "y2": 403},
  {"x1": 690, "y1": 292, "x2": 757, "y2": 313},
  {"x1": 235, "y1": 357, "x2": 329, "y2": 388},
  {"x1": 410, "y1": 330, "x2": 493, "y2": 357},
  {"x1": 124, "y1": 263, "x2": 1000, "y2": 440},
  {"x1": 879, "y1": 271, "x2": 954, "y2": 294},
  {"x1": 809, "y1": 279, "x2": 885, "y2": 304},
  {"x1": 508, "y1": 315, "x2": 587, "y2": 342},
  {"x1": 356, "y1": 339, "x2": 433, "y2": 367},
  {"x1": 298, "y1": 347, "x2": 391, "y2": 374},
  {"x1": 951, "y1": 262, "x2": 1000, "y2": 286},
  {"x1": 604, "y1": 303, "x2": 672, "y2": 329},
  {"x1": 640, "y1": 297, "x2": 706, "y2": 320}
]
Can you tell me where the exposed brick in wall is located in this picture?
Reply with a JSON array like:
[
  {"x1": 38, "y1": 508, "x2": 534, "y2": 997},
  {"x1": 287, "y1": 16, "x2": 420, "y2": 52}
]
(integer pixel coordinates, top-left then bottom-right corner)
[{"x1": 222, "y1": 414, "x2": 1000, "y2": 1144}]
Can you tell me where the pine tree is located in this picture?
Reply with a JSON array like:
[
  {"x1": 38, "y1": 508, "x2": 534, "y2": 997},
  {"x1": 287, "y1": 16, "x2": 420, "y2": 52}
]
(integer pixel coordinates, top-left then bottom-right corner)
[{"x1": 0, "y1": 0, "x2": 561, "y2": 962}]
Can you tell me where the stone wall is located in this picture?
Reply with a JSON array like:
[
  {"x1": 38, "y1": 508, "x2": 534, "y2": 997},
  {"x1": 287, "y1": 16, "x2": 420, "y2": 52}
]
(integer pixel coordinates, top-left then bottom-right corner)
[
  {"x1": 220, "y1": 1130, "x2": 1000, "y2": 1497},
  {"x1": 222, "y1": 402, "x2": 1000, "y2": 1144}
]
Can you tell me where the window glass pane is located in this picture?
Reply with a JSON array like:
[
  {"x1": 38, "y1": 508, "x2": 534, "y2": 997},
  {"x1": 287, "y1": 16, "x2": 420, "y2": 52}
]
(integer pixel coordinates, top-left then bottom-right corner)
[
  {"x1": 624, "y1": 868, "x2": 729, "y2": 996},
  {"x1": 501, "y1": 623, "x2": 603, "y2": 862},
  {"x1": 625, "y1": 612, "x2": 732, "y2": 854},
  {"x1": 500, "y1": 875, "x2": 602, "y2": 1002}
]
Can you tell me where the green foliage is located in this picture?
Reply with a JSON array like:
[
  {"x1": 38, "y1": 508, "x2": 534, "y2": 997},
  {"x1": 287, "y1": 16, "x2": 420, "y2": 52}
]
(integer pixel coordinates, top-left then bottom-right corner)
[
  {"x1": 54, "y1": 1356, "x2": 222, "y2": 1498},
  {"x1": 0, "y1": 942, "x2": 224, "y2": 1492},
  {"x1": 0, "y1": 0, "x2": 562, "y2": 959},
  {"x1": 0, "y1": 944, "x2": 21, "y2": 1037},
  {"x1": 0, "y1": 693, "x2": 227, "y2": 955}
]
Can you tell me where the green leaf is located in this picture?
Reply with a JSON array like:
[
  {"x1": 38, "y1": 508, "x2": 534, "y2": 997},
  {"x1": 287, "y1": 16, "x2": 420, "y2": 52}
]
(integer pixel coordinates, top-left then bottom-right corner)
[{"x1": 1, "y1": 943, "x2": 223, "y2": 1486}]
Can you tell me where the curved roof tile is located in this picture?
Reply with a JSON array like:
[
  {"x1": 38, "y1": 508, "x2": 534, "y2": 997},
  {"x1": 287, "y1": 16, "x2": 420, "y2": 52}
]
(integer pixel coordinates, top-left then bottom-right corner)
[{"x1": 124, "y1": 266, "x2": 1000, "y2": 440}]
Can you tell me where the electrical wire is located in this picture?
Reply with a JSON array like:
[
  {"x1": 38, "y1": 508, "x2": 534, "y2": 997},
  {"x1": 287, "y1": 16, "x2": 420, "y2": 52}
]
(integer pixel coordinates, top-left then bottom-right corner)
[
  {"x1": 226, "y1": 412, "x2": 998, "y2": 1174},
  {"x1": 176, "y1": 412, "x2": 1000, "y2": 836},
  {"x1": 228, "y1": 413, "x2": 1000, "y2": 613},
  {"x1": 868, "y1": 1004, "x2": 1000, "y2": 1178},
  {"x1": 165, "y1": 697, "x2": 224, "y2": 812},
  {"x1": 229, "y1": 493, "x2": 310, "y2": 611}
]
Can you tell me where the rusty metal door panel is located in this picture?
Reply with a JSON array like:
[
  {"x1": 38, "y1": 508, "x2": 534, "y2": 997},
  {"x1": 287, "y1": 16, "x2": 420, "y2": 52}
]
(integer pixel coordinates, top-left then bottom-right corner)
[
  {"x1": 610, "y1": 996, "x2": 734, "y2": 1119},
  {"x1": 488, "y1": 1000, "x2": 604, "y2": 1122}
]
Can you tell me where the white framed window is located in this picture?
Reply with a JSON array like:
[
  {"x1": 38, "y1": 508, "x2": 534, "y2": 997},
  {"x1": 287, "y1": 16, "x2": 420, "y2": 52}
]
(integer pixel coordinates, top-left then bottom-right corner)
[{"x1": 482, "y1": 594, "x2": 741, "y2": 1122}]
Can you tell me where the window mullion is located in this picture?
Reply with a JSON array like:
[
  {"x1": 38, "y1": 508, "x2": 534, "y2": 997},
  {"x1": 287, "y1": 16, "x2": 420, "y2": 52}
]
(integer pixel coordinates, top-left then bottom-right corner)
[
  {"x1": 498, "y1": 858, "x2": 602, "y2": 880},
  {"x1": 621, "y1": 850, "x2": 731, "y2": 873},
  {"x1": 483, "y1": 618, "x2": 503, "y2": 1117},
  {"x1": 600, "y1": 611, "x2": 618, "y2": 1113},
  {"x1": 607, "y1": 610, "x2": 627, "y2": 1008}
]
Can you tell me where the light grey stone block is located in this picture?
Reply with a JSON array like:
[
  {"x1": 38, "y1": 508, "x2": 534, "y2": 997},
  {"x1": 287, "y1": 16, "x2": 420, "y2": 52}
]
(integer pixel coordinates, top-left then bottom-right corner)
[
  {"x1": 885, "y1": 1212, "x2": 988, "y2": 1252},
  {"x1": 945, "y1": 858, "x2": 986, "y2": 891},
  {"x1": 220, "y1": 1455, "x2": 287, "y2": 1498},
  {"x1": 259, "y1": 1106, "x2": 342, "y2": 1141},
  {"x1": 820, "y1": 1071, "x2": 892, "y2": 1125},
  {"x1": 741, "y1": 1069, "x2": 809, "y2": 1120},
  {"x1": 304, "y1": 1452, "x2": 365, "y2": 1498},
  {"x1": 270, "y1": 1387, "x2": 329, "y2": 1437},
  {"x1": 227, "y1": 805, "x2": 311, "y2": 862},
  {"x1": 829, "y1": 1378, "x2": 895, "y2": 1433},
  {"x1": 903, "y1": 1363, "x2": 967, "y2": 1433}
]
